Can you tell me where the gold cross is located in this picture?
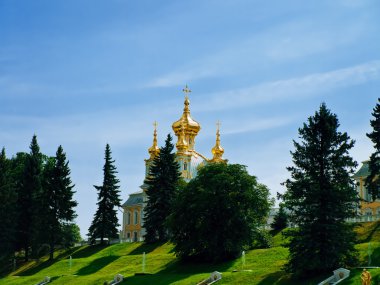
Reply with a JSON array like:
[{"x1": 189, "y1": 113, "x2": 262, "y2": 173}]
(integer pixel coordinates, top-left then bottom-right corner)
[
  {"x1": 182, "y1": 84, "x2": 191, "y2": 99},
  {"x1": 216, "y1": 120, "x2": 221, "y2": 131},
  {"x1": 153, "y1": 121, "x2": 158, "y2": 131}
]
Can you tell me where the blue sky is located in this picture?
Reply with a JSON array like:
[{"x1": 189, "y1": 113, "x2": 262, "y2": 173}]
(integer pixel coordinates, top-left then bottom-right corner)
[{"x1": 1, "y1": 0, "x2": 379, "y2": 237}]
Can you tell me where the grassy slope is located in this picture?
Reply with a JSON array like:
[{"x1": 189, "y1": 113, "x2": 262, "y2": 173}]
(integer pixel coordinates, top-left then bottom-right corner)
[{"x1": 1, "y1": 222, "x2": 379, "y2": 285}]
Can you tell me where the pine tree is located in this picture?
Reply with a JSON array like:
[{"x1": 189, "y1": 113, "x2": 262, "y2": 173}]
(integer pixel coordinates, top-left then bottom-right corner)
[
  {"x1": 366, "y1": 98, "x2": 380, "y2": 200},
  {"x1": 282, "y1": 103, "x2": 358, "y2": 277},
  {"x1": 0, "y1": 148, "x2": 17, "y2": 259},
  {"x1": 42, "y1": 146, "x2": 77, "y2": 260},
  {"x1": 144, "y1": 134, "x2": 181, "y2": 243},
  {"x1": 270, "y1": 203, "x2": 288, "y2": 234},
  {"x1": 17, "y1": 135, "x2": 43, "y2": 261},
  {"x1": 88, "y1": 144, "x2": 121, "y2": 245}
]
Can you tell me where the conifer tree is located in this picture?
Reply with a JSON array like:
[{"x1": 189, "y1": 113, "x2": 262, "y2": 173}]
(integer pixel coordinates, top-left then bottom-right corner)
[
  {"x1": 42, "y1": 146, "x2": 77, "y2": 260},
  {"x1": 17, "y1": 135, "x2": 43, "y2": 261},
  {"x1": 144, "y1": 134, "x2": 181, "y2": 243},
  {"x1": 282, "y1": 103, "x2": 358, "y2": 277},
  {"x1": 0, "y1": 148, "x2": 17, "y2": 259},
  {"x1": 270, "y1": 203, "x2": 288, "y2": 233},
  {"x1": 88, "y1": 144, "x2": 121, "y2": 245},
  {"x1": 366, "y1": 98, "x2": 380, "y2": 200}
]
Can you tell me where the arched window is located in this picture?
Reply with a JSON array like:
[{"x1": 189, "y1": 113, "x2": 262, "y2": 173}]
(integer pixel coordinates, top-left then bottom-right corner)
[
  {"x1": 127, "y1": 212, "x2": 131, "y2": 225},
  {"x1": 134, "y1": 210, "x2": 139, "y2": 225},
  {"x1": 184, "y1": 162, "x2": 187, "y2": 170}
]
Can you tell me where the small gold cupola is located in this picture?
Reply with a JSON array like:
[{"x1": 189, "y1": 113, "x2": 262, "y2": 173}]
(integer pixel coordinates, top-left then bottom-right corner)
[
  {"x1": 172, "y1": 85, "x2": 201, "y2": 151},
  {"x1": 210, "y1": 121, "x2": 226, "y2": 163},
  {"x1": 176, "y1": 125, "x2": 188, "y2": 154},
  {"x1": 148, "y1": 121, "x2": 160, "y2": 159}
]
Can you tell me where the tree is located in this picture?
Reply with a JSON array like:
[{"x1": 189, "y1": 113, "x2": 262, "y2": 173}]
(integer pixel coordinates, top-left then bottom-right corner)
[
  {"x1": 144, "y1": 134, "x2": 181, "y2": 243},
  {"x1": 42, "y1": 146, "x2": 77, "y2": 260},
  {"x1": 281, "y1": 103, "x2": 358, "y2": 277},
  {"x1": 88, "y1": 144, "x2": 121, "y2": 245},
  {"x1": 0, "y1": 148, "x2": 17, "y2": 261},
  {"x1": 270, "y1": 203, "x2": 288, "y2": 234},
  {"x1": 17, "y1": 135, "x2": 43, "y2": 261},
  {"x1": 169, "y1": 163, "x2": 271, "y2": 262},
  {"x1": 61, "y1": 223, "x2": 82, "y2": 248},
  {"x1": 366, "y1": 98, "x2": 380, "y2": 200}
]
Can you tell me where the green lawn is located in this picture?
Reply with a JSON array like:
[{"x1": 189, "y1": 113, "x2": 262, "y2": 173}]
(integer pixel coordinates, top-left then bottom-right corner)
[{"x1": 1, "y1": 222, "x2": 380, "y2": 285}]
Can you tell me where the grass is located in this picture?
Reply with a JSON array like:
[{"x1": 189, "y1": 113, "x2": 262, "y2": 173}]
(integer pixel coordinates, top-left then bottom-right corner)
[{"x1": 1, "y1": 222, "x2": 380, "y2": 285}]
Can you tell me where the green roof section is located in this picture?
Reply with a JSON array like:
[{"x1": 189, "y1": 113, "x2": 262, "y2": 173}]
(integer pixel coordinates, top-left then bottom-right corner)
[
  {"x1": 122, "y1": 191, "x2": 143, "y2": 207},
  {"x1": 353, "y1": 161, "x2": 370, "y2": 179}
]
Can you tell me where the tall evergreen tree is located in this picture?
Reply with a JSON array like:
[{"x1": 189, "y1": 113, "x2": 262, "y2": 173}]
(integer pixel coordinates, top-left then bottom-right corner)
[
  {"x1": 282, "y1": 103, "x2": 358, "y2": 277},
  {"x1": 88, "y1": 144, "x2": 121, "y2": 245},
  {"x1": 144, "y1": 134, "x2": 181, "y2": 243},
  {"x1": 0, "y1": 148, "x2": 17, "y2": 260},
  {"x1": 270, "y1": 203, "x2": 288, "y2": 234},
  {"x1": 42, "y1": 146, "x2": 77, "y2": 260},
  {"x1": 366, "y1": 98, "x2": 380, "y2": 200},
  {"x1": 17, "y1": 135, "x2": 43, "y2": 261}
]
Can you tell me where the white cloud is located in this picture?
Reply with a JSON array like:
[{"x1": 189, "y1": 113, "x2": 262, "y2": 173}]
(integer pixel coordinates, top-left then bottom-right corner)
[
  {"x1": 145, "y1": 16, "x2": 368, "y2": 88},
  {"x1": 192, "y1": 60, "x2": 380, "y2": 112}
]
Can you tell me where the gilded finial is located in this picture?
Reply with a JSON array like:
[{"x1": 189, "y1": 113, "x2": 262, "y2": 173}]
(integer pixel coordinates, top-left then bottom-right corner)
[
  {"x1": 148, "y1": 121, "x2": 160, "y2": 159},
  {"x1": 210, "y1": 120, "x2": 226, "y2": 163}
]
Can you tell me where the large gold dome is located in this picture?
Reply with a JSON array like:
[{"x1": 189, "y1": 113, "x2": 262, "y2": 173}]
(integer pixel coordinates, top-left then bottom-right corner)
[{"x1": 172, "y1": 96, "x2": 201, "y2": 136}]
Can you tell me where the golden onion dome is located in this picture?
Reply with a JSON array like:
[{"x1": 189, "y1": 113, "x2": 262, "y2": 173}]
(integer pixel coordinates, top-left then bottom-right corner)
[{"x1": 172, "y1": 96, "x2": 201, "y2": 136}]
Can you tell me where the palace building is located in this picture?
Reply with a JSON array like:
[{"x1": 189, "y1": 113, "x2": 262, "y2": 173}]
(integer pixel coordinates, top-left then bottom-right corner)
[
  {"x1": 121, "y1": 86, "x2": 227, "y2": 241},
  {"x1": 353, "y1": 160, "x2": 380, "y2": 217}
]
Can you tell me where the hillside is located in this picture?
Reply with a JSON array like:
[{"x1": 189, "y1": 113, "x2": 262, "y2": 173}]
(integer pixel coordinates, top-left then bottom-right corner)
[{"x1": 1, "y1": 222, "x2": 380, "y2": 285}]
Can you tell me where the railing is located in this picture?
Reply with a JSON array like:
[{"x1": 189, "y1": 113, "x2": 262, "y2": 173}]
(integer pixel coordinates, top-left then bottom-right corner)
[{"x1": 346, "y1": 215, "x2": 380, "y2": 223}]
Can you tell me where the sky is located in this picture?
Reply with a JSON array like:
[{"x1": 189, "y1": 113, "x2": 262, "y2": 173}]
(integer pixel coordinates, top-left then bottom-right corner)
[{"x1": 1, "y1": 0, "x2": 379, "y2": 238}]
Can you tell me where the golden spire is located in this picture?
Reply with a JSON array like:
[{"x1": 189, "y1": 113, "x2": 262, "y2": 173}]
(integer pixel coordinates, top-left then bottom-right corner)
[
  {"x1": 148, "y1": 121, "x2": 160, "y2": 159},
  {"x1": 182, "y1": 84, "x2": 191, "y2": 114},
  {"x1": 210, "y1": 121, "x2": 226, "y2": 163}
]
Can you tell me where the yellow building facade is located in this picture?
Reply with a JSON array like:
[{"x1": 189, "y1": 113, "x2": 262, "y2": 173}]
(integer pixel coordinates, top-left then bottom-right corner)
[
  {"x1": 121, "y1": 87, "x2": 226, "y2": 241},
  {"x1": 353, "y1": 160, "x2": 380, "y2": 218}
]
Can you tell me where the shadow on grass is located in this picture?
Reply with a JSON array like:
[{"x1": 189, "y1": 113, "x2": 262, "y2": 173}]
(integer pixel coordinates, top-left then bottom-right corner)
[
  {"x1": 122, "y1": 256, "x2": 235, "y2": 285},
  {"x1": 76, "y1": 255, "x2": 120, "y2": 275},
  {"x1": 18, "y1": 259, "x2": 55, "y2": 276},
  {"x1": 256, "y1": 271, "x2": 329, "y2": 285},
  {"x1": 54, "y1": 246, "x2": 80, "y2": 260},
  {"x1": 129, "y1": 242, "x2": 166, "y2": 255},
  {"x1": 71, "y1": 245, "x2": 108, "y2": 258}
]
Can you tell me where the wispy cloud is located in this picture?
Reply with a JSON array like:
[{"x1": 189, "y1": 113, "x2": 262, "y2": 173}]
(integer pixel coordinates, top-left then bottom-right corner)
[
  {"x1": 145, "y1": 17, "x2": 368, "y2": 88},
  {"x1": 223, "y1": 116, "x2": 296, "y2": 135},
  {"x1": 193, "y1": 60, "x2": 380, "y2": 112}
]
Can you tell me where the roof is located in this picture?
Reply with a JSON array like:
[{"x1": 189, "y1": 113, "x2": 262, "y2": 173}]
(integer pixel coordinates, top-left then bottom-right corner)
[
  {"x1": 353, "y1": 161, "x2": 369, "y2": 179},
  {"x1": 122, "y1": 191, "x2": 143, "y2": 207}
]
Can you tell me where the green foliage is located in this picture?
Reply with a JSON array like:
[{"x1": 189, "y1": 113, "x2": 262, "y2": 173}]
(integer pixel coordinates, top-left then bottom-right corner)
[
  {"x1": 144, "y1": 134, "x2": 181, "y2": 243},
  {"x1": 366, "y1": 98, "x2": 380, "y2": 200},
  {"x1": 0, "y1": 148, "x2": 17, "y2": 259},
  {"x1": 169, "y1": 163, "x2": 272, "y2": 262},
  {"x1": 61, "y1": 223, "x2": 82, "y2": 248},
  {"x1": 41, "y1": 146, "x2": 77, "y2": 259},
  {"x1": 252, "y1": 229, "x2": 273, "y2": 249},
  {"x1": 16, "y1": 135, "x2": 44, "y2": 261},
  {"x1": 271, "y1": 203, "x2": 288, "y2": 234},
  {"x1": 282, "y1": 103, "x2": 359, "y2": 276},
  {"x1": 88, "y1": 144, "x2": 121, "y2": 245}
]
